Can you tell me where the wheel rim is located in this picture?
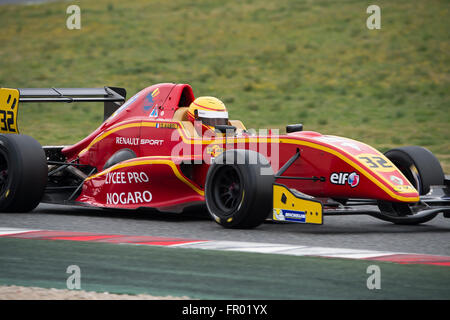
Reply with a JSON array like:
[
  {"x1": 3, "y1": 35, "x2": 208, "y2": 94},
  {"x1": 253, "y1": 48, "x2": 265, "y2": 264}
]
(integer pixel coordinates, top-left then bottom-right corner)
[
  {"x1": 379, "y1": 161, "x2": 421, "y2": 217},
  {"x1": 212, "y1": 166, "x2": 243, "y2": 215},
  {"x1": 408, "y1": 164, "x2": 422, "y2": 194},
  {"x1": 378, "y1": 157, "x2": 426, "y2": 219},
  {"x1": 392, "y1": 160, "x2": 422, "y2": 194}
]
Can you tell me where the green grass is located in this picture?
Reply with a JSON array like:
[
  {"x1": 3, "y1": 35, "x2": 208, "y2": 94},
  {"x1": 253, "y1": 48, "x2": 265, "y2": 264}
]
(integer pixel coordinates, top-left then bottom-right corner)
[{"x1": 0, "y1": 0, "x2": 449, "y2": 171}]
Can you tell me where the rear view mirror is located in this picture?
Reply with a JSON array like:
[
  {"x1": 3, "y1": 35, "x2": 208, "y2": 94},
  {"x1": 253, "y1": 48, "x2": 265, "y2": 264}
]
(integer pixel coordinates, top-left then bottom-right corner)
[
  {"x1": 215, "y1": 125, "x2": 236, "y2": 135},
  {"x1": 286, "y1": 124, "x2": 303, "y2": 133}
]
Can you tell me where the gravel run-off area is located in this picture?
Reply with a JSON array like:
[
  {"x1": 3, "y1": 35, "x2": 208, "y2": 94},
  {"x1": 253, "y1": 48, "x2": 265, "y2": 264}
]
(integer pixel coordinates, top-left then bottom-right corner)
[{"x1": 0, "y1": 285, "x2": 190, "y2": 300}]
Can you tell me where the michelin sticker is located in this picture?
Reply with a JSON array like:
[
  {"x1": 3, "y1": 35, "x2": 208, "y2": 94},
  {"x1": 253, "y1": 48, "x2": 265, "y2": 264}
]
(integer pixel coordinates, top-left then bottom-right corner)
[{"x1": 273, "y1": 209, "x2": 306, "y2": 223}]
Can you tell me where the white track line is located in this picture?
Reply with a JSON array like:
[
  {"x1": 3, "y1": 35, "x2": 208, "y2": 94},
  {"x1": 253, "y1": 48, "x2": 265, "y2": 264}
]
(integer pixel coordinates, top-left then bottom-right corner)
[
  {"x1": 172, "y1": 240, "x2": 398, "y2": 259},
  {"x1": 0, "y1": 228, "x2": 39, "y2": 236},
  {"x1": 0, "y1": 227, "x2": 435, "y2": 260}
]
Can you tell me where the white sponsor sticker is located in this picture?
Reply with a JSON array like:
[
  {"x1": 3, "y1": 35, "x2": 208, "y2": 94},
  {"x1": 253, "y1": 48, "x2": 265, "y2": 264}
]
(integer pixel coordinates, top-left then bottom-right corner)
[
  {"x1": 116, "y1": 137, "x2": 139, "y2": 145},
  {"x1": 140, "y1": 139, "x2": 164, "y2": 146},
  {"x1": 197, "y1": 110, "x2": 228, "y2": 119},
  {"x1": 105, "y1": 172, "x2": 149, "y2": 184},
  {"x1": 390, "y1": 175, "x2": 403, "y2": 185},
  {"x1": 115, "y1": 137, "x2": 164, "y2": 146},
  {"x1": 106, "y1": 191, "x2": 152, "y2": 205}
]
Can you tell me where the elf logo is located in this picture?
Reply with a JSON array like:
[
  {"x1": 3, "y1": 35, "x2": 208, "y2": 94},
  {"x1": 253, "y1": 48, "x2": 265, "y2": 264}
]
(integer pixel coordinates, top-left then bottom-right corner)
[{"x1": 330, "y1": 172, "x2": 360, "y2": 188}]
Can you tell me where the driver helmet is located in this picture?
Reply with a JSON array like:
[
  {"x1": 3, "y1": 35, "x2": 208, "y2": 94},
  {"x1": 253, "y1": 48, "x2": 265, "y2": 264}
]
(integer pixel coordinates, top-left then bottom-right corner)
[{"x1": 187, "y1": 96, "x2": 228, "y2": 135}]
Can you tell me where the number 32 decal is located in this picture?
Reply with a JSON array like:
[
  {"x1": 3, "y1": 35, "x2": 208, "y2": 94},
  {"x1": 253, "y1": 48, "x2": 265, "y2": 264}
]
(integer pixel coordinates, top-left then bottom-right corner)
[
  {"x1": 0, "y1": 88, "x2": 20, "y2": 134},
  {"x1": 0, "y1": 110, "x2": 16, "y2": 132},
  {"x1": 357, "y1": 154, "x2": 395, "y2": 172}
]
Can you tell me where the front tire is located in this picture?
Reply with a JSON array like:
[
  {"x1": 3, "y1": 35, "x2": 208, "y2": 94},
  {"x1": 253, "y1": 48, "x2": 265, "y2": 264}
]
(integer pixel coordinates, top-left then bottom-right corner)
[
  {"x1": 205, "y1": 149, "x2": 274, "y2": 229},
  {"x1": 384, "y1": 146, "x2": 444, "y2": 195},
  {"x1": 376, "y1": 146, "x2": 444, "y2": 225},
  {"x1": 0, "y1": 134, "x2": 47, "y2": 213}
]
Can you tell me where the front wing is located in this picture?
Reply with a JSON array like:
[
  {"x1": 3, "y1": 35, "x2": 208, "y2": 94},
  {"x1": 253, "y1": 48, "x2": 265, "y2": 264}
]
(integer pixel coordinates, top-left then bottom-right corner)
[{"x1": 271, "y1": 177, "x2": 450, "y2": 225}]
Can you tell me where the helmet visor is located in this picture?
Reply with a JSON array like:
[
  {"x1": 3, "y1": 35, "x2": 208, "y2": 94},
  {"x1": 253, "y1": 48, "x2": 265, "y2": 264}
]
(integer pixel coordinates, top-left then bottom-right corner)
[{"x1": 197, "y1": 110, "x2": 228, "y2": 127}]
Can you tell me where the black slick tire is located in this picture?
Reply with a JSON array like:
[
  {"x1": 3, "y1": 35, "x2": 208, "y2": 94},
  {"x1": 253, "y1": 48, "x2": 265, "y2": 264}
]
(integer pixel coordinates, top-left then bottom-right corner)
[
  {"x1": 0, "y1": 134, "x2": 47, "y2": 212},
  {"x1": 205, "y1": 149, "x2": 274, "y2": 229}
]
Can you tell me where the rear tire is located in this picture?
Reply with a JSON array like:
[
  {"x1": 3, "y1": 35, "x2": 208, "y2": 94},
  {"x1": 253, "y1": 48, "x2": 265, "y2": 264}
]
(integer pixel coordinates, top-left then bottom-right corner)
[
  {"x1": 0, "y1": 134, "x2": 47, "y2": 212},
  {"x1": 205, "y1": 149, "x2": 274, "y2": 229},
  {"x1": 103, "y1": 148, "x2": 136, "y2": 170}
]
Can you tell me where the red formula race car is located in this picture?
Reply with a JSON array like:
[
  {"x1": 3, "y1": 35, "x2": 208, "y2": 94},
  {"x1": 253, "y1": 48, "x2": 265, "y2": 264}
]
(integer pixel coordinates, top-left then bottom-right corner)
[{"x1": 0, "y1": 83, "x2": 449, "y2": 228}]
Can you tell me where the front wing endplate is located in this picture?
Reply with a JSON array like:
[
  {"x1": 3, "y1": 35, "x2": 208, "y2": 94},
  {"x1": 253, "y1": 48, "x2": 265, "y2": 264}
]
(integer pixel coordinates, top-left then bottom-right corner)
[{"x1": 272, "y1": 183, "x2": 323, "y2": 224}]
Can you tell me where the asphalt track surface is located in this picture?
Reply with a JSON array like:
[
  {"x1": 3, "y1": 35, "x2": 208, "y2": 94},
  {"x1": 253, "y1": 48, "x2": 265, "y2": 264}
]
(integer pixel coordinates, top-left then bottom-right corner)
[
  {"x1": 1, "y1": 203, "x2": 449, "y2": 256},
  {"x1": 1, "y1": 236, "x2": 450, "y2": 300},
  {"x1": 1, "y1": 204, "x2": 449, "y2": 299}
]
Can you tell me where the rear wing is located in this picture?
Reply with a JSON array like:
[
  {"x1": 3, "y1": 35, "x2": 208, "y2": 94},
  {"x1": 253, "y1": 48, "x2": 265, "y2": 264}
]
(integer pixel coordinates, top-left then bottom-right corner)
[{"x1": 0, "y1": 87, "x2": 126, "y2": 134}]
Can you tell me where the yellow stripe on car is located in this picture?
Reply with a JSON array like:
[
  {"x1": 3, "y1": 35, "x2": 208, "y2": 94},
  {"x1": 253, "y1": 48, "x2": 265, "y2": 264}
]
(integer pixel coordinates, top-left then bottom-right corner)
[
  {"x1": 78, "y1": 120, "x2": 419, "y2": 203},
  {"x1": 85, "y1": 156, "x2": 204, "y2": 196}
]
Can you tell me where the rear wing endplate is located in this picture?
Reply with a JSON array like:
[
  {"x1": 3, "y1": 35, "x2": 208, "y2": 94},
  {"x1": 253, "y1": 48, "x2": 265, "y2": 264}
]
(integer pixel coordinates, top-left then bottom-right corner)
[{"x1": 0, "y1": 87, "x2": 126, "y2": 134}]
